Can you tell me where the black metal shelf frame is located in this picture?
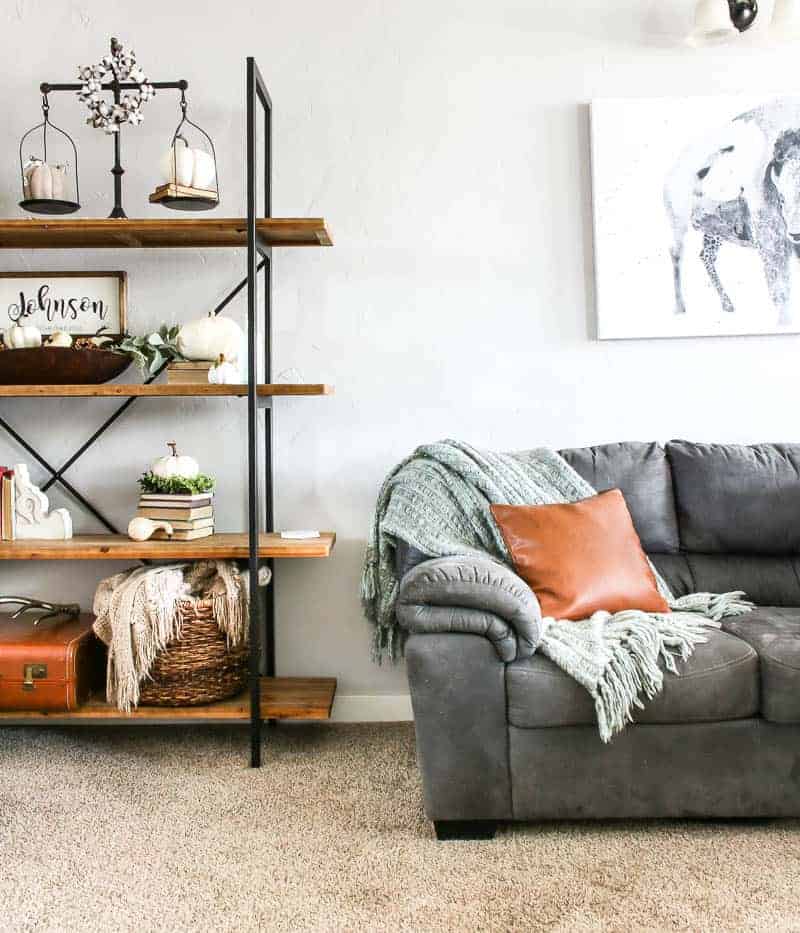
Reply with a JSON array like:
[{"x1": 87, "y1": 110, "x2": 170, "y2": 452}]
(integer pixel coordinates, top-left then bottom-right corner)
[
  {"x1": 0, "y1": 58, "x2": 279, "y2": 768},
  {"x1": 246, "y1": 57, "x2": 274, "y2": 768}
]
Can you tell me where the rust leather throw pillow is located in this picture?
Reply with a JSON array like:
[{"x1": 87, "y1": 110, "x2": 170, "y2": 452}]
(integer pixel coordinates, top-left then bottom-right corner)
[{"x1": 490, "y1": 490, "x2": 670, "y2": 620}]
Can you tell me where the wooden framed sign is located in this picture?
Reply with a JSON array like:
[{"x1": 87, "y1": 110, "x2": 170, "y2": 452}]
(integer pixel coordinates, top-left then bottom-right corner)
[{"x1": 0, "y1": 271, "x2": 127, "y2": 335}]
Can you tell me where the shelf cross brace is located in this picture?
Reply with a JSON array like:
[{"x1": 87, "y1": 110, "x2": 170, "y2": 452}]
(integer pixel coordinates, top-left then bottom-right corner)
[{"x1": 0, "y1": 258, "x2": 267, "y2": 533}]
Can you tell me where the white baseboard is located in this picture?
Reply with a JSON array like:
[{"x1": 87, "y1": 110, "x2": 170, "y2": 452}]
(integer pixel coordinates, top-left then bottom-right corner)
[{"x1": 330, "y1": 693, "x2": 413, "y2": 722}]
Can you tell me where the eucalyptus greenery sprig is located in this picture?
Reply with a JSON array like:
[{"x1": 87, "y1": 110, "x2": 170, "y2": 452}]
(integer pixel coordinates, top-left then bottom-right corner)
[
  {"x1": 138, "y1": 472, "x2": 215, "y2": 495},
  {"x1": 116, "y1": 323, "x2": 186, "y2": 375}
]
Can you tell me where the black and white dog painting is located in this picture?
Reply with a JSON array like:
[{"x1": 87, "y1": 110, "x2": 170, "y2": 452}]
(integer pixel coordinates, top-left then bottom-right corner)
[{"x1": 591, "y1": 97, "x2": 800, "y2": 339}]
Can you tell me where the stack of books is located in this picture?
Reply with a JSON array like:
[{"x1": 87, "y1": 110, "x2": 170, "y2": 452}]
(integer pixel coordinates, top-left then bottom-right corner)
[
  {"x1": 166, "y1": 361, "x2": 213, "y2": 385},
  {"x1": 0, "y1": 467, "x2": 14, "y2": 540},
  {"x1": 137, "y1": 492, "x2": 214, "y2": 540}
]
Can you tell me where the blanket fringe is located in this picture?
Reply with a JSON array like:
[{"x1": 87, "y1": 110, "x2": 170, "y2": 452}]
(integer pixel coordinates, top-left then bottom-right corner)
[{"x1": 670, "y1": 590, "x2": 753, "y2": 622}]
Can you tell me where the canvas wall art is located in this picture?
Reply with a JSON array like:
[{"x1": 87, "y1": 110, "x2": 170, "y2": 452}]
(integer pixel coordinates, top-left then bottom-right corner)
[{"x1": 591, "y1": 96, "x2": 800, "y2": 339}]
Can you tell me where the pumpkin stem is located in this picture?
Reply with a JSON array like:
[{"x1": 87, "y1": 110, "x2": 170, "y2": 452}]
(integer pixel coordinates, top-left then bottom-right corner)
[
  {"x1": 218, "y1": 353, "x2": 225, "y2": 363},
  {"x1": 167, "y1": 441, "x2": 177, "y2": 457}
]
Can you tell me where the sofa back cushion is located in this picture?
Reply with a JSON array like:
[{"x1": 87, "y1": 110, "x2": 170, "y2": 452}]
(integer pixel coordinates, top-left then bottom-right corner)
[
  {"x1": 666, "y1": 441, "x2": 800, "y2": 555},
  {"x1": 652, "y1": 552, "x2": 800, "y2": 607},
  {"x1": 559, "y1": 442, "x2": 679, "y2": 554}
]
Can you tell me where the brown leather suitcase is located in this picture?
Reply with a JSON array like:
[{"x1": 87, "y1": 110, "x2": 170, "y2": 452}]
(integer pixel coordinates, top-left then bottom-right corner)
[{"x1": 0, "y1": 613, "x2": 103, "y2": 711}]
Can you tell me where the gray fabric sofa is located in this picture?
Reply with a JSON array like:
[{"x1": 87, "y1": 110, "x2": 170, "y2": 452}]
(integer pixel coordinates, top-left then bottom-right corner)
[{"x1": 395, "y1": 441, "x2": 800, "y2": 839}]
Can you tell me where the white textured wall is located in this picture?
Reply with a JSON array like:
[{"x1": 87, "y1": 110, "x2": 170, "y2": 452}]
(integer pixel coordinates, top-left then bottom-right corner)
[{"x1": 0, "y1": 0, "x2": 798, "y2": 717}]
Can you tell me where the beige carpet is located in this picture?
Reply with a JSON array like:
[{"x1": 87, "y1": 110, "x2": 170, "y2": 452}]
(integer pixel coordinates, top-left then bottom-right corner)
[{"x1": 2, "y1": 724, "x2": 800, "y2": 932}]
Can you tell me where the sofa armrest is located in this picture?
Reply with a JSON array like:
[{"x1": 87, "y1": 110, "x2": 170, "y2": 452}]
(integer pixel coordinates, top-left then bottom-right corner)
[
  {"x1": 405, "y1": 633, "x2": 513, "y2": 821},
  {"x1": 396, "y1": 555, "x2": 543, "y2": 662}
]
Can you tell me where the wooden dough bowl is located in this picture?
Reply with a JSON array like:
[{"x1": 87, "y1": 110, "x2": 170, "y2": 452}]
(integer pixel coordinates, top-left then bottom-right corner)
[{"x1": 0, "y1": 347, "x2": 132, "y2": 385}]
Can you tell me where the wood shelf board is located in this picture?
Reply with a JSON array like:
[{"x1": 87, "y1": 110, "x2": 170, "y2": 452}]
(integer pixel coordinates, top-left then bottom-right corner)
[
  {"x1": 0, "y1": 677, "x2": 337, "y2": 723},
  {"x1": 0, "y1": 218, "x2": 332, "y2": 249},
  {"x1": 0, "y1": 383, "x2": 333, "y2": 398},
  {"x1": 0, "y1": 532, "x2": 335, "y2": 561}
]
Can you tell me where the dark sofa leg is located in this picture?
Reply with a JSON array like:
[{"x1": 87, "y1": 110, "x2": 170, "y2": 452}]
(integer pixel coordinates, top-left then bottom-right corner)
[{"x1": 434, "y1": 820, "x2": 497, "y2": 841}]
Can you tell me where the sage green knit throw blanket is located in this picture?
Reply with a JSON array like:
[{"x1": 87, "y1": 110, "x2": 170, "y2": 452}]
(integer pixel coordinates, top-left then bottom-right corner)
[{"x1": 361, "y1": 440, "x2": 753, "y2": 742}]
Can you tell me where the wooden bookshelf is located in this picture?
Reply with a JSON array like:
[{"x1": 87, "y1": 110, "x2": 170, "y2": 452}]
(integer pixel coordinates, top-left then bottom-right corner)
[
  {"x1": 0, "y1": 532, "x2": 336, "y2": 561},
  {"x1": 0, "y1": 677, "x2": 337, "y2": 723},
  {"x1": 0, "y1": 383, "x2": 333, "y2": 398},
  {"x1": 0, "y1": 218, "x2": 332, "y2": 249},
  {"x1": 0, "y1": 63, "x2": 336, "y2": 765}
]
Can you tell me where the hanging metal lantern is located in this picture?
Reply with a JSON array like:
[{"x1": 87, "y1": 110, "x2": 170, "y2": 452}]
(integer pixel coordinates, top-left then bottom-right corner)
[
  {"x1": 19, "y1": 95, "x2": 80, "y2": 215},
  {"x1": 149, "y1": 89, "x2": 219, "y2": 211}
]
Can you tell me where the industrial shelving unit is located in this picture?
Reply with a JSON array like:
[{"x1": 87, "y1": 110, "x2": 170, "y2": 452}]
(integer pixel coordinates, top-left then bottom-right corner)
[{"x1": 0, "y1": 59, "x2": 335, "y2": 766}]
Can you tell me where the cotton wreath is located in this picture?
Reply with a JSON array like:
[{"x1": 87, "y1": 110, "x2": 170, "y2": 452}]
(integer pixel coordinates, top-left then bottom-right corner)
[{"x1": 77, "y1": 37, "x2": 155, "y2": 134}]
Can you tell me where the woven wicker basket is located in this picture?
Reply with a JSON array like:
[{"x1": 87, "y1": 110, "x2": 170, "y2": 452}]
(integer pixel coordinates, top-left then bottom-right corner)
[{"x1": 138, "y1": 598, "x2": 248, "y2": 707}]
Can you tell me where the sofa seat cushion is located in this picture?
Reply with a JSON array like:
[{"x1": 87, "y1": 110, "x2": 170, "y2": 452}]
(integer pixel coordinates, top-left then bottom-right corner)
[
  {"x1": 507, "y1": 628, "x2": 758, "y2": 728},
  {"x1": 723, "y1": 607, "x2": 800, "y2": 723}
]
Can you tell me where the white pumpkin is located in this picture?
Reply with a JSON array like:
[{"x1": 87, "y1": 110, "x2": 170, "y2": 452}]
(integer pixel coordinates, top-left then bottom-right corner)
[
  {"x1": 22, "y1": 158, "x2": 41, "y2": 199},
  {"x1": 208, "y1": 354, "x2": 240, "y2": 385},
  {"x1": 24, "y1": 161, "x2": 67, "y2": 200},
  {"x1": 47, "y1": 331, "x2": 73, "y2": 348},
  {"x1": 5, "y1": 323, "x2": 42, "y2": 349},
  {"x1": 151, "y1": 442, "x2": 200, "y2": 479},
  {"x1": 128, "y1": 517, "x2": 173, "y2": 542},
  {"x1": 177, "y1": 313, "x2": 243, "y2": 362},
  {"x1": 160, "y1": 136, "x2": 216, "y2": 190}
]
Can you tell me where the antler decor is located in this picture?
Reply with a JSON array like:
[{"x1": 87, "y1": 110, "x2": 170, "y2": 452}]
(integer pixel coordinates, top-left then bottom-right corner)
[{"x1": 0, "y1": 596, "x2": 80, "y2": 625}]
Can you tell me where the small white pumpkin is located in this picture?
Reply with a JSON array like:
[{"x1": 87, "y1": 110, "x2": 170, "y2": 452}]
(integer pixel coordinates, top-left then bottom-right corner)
[
  {"x1": 150, "y1": 442, "x2": 200, "y2": 480},
  {"x1": 128, "y1": 517, "x2": 173, "y2": 542},
  {"x1": 208, "y1": 354, "x2": 240, "y2": 385},
  {"x1": 26, "y1": 161, "x2": 67, "y2": 200},
  {"x1": 47, "y1": 331, "x2": 73, "y2": 348},
  {"x1": 22, "y1": 157, "x2": 41, "y2": 199},
  {"x1": 177, "y1": 313, "x2": 243, "y2": 362},
  {"x1": 160, "y1": 136, "x2": 216, "y2": 190},
  {"x1": 5, "y1": 323, "x2": 42, "y2": 349}
]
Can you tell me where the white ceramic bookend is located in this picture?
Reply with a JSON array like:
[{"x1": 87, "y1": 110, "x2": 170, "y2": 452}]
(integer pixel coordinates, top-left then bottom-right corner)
[{"x1": 13, "y1": 463, "x2": 73, "y2": 540}]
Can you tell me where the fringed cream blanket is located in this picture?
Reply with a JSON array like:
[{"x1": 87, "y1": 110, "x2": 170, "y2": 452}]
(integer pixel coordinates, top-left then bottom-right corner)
[{"x1": 93, "y1": 560, "x2": 264, "y2": 712}]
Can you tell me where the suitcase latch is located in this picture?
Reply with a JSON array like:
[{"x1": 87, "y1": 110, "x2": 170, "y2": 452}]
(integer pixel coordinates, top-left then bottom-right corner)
[{"x1": 22, "y1": 664, "x2": 47, "y2": 690}]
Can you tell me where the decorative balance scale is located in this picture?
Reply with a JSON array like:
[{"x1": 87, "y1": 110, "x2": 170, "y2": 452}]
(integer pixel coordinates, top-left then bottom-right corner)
[{"x1": 18, "y1": 37, "x2": 219, "y2": 218}]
